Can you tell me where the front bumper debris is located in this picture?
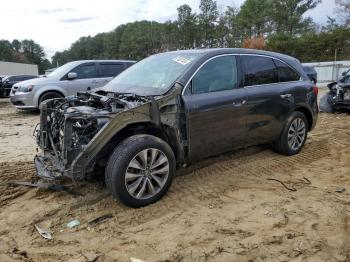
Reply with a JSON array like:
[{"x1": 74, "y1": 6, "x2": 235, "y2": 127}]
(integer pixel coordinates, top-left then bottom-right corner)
[{"x1": 34, "y1": 155, "x2": 64, "y2": 180}]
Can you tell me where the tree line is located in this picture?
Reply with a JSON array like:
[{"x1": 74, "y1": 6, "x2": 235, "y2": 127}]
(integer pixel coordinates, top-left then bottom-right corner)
[
  {"x1": 0, "y1": 0, "x2": 349, "y2": 73},
  {"x1": 0, "y1": 39, "x2": 51, "y2": 73}
]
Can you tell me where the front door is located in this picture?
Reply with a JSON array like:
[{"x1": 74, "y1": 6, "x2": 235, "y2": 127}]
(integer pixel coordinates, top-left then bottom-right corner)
[
  {"x1": 60, "y1": 62, "x2": 100, "y2": 96},
  {"x1": 182, "y1": 55, "x2": 248, "y2": 161}
]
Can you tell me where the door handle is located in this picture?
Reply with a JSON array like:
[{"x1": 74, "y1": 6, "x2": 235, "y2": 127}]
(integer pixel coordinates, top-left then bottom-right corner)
[
  {"x1": 92, "y1": 80, "x2": 99, "y2": 84},
  {"x1": 232, "y1": 100, "x2": 246, "y2": 107},
  {"x1": 280, "y1": 93, "x2": 292, "y2": 99}
]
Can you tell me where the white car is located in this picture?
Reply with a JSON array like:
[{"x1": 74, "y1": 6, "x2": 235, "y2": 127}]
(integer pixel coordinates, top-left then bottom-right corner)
[{"x1": 10, "y1": 60, "x2": 135, "y2": 110}]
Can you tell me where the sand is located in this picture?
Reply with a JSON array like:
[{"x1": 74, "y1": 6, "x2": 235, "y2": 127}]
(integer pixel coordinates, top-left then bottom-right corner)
[{"x1": 0, "y1": 92, "x2": 349, "y2": 262}]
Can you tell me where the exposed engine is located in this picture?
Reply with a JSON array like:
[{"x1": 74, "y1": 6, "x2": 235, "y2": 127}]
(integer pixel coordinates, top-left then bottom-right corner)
[
  {"x1": 328, "y1": 83, "x2": 350, "y2": 101},
  {"x1": 39, "y1": 90, "x2": 150, "y2": 161}
]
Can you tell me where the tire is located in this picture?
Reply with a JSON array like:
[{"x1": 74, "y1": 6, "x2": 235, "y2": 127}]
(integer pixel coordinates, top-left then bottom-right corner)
[
  {"x1": 105, "y1": 135, "x2": 176, "y2": 208},
  {"x1": 319, "y1": 92, "x2": 334, "y2": 113},
  {"x1": 273, "y1": 111, "x2": 308, "y2": 156},
  {"x1": 38, "y1": 92, "x2": 63, "y2": 106}
]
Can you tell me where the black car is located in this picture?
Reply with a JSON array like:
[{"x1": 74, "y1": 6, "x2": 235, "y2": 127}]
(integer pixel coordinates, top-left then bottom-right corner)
[
  {"x1": 35, "y1": 48, "x2": 318, "y2": 207},
  {"x1": 0, "y1": 75, "x2": 38, "y2": 97},
  {"x1": 302, "y1": 66, "x2": 317, "y2": 84},
  {"x1": 320, "y1": 69, "x2": 350, "y2": 112}
]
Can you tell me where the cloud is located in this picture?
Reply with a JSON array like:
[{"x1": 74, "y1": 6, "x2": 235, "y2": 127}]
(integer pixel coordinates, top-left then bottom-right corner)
[
  {"x1": 59, "y1": 16, "x2": 99, "y2": 23},
  {"x1": 37, "y1": 8, "x2": 76, "y2": 14}
]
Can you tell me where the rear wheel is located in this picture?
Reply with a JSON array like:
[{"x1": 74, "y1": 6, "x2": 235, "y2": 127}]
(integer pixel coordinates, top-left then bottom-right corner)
[
  {"x1": 274, "y1": 111, "x2": 308, "y2": 156},
  {"x1": 38, "y1": 92, "x2": 63, "y2": 106},
  {"x1": 105, "y1": 135, "x2": 175, "y2": 208}
]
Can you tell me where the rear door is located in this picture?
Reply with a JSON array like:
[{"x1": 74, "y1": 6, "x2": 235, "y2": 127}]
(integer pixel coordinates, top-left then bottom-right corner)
[
  {"x1": 182, "y1": 55, "x2": 248, "y2": 161},
  {"x1": 96, "y1": 62, "x2": 126, "y2": 88},
  {"x1": 241, "y1": 55, "x2": 300, "y2": 145},
  {"x1": 60, "y1": 62, "x2": 99, "y2": 95}
]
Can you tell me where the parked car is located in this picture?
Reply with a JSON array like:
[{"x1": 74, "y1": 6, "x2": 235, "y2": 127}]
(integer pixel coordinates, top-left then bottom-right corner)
[
  {"x1": 319, "y1": 69, "x2": 350, "y2": 112},
  {"x1": 0, "y1": 75, "x2": 38, "y2": 97},
  {"x1": 302, "y1": 66, "x2": 317, "y2": 84},
  {"x1": 0, "y1": 75, "x2": 7, "y2": 97},
  {"x1": 35, "y1": 49, "x2": 318, "y2": 207},
  {"x1": 10, "y1": 60, "x2": 135, "y2": 110}
]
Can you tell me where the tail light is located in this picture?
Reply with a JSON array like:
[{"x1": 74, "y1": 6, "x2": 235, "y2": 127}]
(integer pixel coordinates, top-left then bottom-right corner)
[{"x1": 313, "y1": 86, "x2": 319, "y2": 96}]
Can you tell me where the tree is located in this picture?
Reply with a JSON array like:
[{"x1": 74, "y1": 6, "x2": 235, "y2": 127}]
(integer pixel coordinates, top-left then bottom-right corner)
[
  {"x1": 335, "y1": 0, "x2": 350, "y2": 26},
  {"x1": 236, "y1": 0, "x2": 272, "y2": 38},
  {"x1": 177, "y1": 4, "x2": 197, "y2": 48},
  {"x1": 0, "y1": 40, "x2": 14, "y2": 61},
  {"x1": 270, "y1": 0, "x2": 320, "y2": 34},
  {"x1": 198, "y1": 0, "x2": 219, "y2": 47},
  {"x1": 11, "y1": 40, "x2": 21, "y2": 52}
]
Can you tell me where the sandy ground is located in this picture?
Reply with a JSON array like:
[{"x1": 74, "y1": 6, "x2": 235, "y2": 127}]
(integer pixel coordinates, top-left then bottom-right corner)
[{"x1": 0, "y1": 92, "x2": 350, "y2": 262}]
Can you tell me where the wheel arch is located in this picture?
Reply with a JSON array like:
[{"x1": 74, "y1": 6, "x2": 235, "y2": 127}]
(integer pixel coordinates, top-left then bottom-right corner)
[
  {"x1": 94, "y1": 122, "x2": 183, "y2": 171},
  {"x1": 35, "y1": 87, "x2": 66, "y2": 107},
  {"x1": 294, "y1": 106, "x2": 313, "y2": 131}
]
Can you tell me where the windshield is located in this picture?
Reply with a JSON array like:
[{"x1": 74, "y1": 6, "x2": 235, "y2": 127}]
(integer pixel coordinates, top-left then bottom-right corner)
[
  {"x1": 47, "y1": 62, "x2": 77, "y2": 78},
  {"x1": 102, "y1": 52, "x2": 201, "y2": 96}
]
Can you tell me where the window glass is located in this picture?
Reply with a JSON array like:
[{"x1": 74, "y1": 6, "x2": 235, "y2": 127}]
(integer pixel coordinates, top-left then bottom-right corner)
[
  {"x1": 99, "y1": 63, "x2": 124, "y2": 77},
  {"x1": 243, "y1": 56, "x2": 278, "y2": 86},
  {"x1": 71, "y1": 64, "x2": 98, "y2": 79},
  {"x1": 192, "y1": 56, "x2": 237, "y2": 94},
  {"x1": 275, "y1": 60, "x2": 300, "y2": 82},
  {"x1": 103, "y1": 52, "x2": 200, "y2": 96}
]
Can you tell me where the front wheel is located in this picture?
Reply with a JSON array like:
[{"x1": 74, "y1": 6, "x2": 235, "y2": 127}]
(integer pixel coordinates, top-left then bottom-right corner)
[
  {"x1": 274, "y1": 111, "x2": 308, "y2": 156},
  {"x1": 38, "y1": 92, "x2": 63, "y2": 107},
  {"x1": 105, "y1": 135, "x2": 176, "y2": 208}
]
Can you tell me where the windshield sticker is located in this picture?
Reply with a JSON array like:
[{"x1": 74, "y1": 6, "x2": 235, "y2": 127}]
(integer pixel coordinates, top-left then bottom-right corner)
[{"x1": 173, "y1": 56, "x2": 191, "y2": 65}]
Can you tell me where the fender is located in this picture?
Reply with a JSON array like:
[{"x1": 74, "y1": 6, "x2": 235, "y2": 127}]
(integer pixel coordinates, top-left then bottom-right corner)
[{"x1": 33, "y1": 85, "x2": 68, "y2": 107}]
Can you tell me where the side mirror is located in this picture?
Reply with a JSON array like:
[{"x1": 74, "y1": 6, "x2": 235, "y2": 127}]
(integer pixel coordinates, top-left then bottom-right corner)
[
  {"x1": 342, "y1": 71, "x2": 347, "y2": 76},
  {"x1": 67, "y1": 72, "x2": 77, "y2": 80}
]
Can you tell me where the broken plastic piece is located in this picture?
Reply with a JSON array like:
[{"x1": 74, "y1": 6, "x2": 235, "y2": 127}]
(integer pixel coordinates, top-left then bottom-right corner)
[
  {"x1": 88, "y1": 214, "x2": 113, "y2": 226},
  {"x1": 8, "y1": 180, "x2": 81, "y2": 196},
  {"x1": 34, "y1": 225, "x2": 52, "y2": 240},
  {"x1": 67, "y1": 220, "x2": 80, "y2": 228},
  {"x1": 335, "y1": 187, "x2": 346, "y2": 193}
]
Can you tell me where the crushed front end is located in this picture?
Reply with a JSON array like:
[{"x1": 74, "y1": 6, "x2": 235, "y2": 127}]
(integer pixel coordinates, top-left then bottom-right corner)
[
  {"x1": 35, "y1": 91, "x2": 151, "y2": 180},
  {"x1": 327, "y1": 82, "x2": 350, "y2": 110}
]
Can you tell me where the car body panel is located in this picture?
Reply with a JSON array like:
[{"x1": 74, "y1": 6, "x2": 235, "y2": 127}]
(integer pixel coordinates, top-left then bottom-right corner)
[
  {"x1": 34, "y1": 48, "x2": 318, "y2": 181},
  {"x1": 10, "y1": 60, "x2": 135, "y2": 109}
]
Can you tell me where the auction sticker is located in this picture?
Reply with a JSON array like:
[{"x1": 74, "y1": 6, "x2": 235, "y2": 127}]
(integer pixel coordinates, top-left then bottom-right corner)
[{"x1": 173, "y1": 56, "x2": 191, "y2": 65}]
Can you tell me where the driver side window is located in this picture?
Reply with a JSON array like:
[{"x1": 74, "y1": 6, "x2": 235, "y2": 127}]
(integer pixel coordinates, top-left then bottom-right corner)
[
  {"x1": 70, "y1": 63, "x2": 98, "y2": 79},
  {"x1": 192, "y1": 56, "x2": 237, "y2": 94}
]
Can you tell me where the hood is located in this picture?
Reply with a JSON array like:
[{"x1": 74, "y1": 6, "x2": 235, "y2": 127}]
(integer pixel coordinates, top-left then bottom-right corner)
[{"x1": 13, "y1": 76, "x2": 58, "y2": 87}]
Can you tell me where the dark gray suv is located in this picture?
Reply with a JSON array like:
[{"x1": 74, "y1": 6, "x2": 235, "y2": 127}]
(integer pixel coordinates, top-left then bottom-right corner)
[{"x1": 35, "y1": 48, "x2": 318, "y2": 207}]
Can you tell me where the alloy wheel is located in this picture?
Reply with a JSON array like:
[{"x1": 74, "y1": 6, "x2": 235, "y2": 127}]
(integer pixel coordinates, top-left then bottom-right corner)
[
  {"x1": 124, "y1": 148, "x2": 169, "y2": 200},
  {"x1": 287, "y1": 118, "x2": 306, "y2": 151}
]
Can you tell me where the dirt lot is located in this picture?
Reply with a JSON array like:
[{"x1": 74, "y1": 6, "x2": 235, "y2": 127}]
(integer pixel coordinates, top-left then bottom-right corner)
[{"x1": 0, "y1": 93, "x2": 349, "y2": 262}]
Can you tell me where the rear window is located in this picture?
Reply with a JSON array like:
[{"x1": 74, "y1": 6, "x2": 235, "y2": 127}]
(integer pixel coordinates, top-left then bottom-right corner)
[
  {"x1": 242, "y1": 56, "x2": 278, "y2": 86},
  {"x1": 275, "y1": 60, "x2": 300, "y2": 82},
  {"x1": 99, "y1": 63, "x2": 125, "y2": 78}
]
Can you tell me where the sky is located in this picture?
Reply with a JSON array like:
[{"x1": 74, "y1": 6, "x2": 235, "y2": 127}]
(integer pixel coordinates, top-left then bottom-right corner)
[{"x1": 0, "y1": 0, "x2": 337, "y2": 59}]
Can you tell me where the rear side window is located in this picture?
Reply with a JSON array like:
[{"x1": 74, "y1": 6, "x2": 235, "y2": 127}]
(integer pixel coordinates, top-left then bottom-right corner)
[
  {"x1": 99, "y1": 63, "x2": 125, "y2": 78},
  {"x1": 192, "y1": 56, "x2": 238, "y2": 94},
  {"x1": 72, "y1": 63, "x2": 98, "y2": 79},
  {"x1": 274, "y1": 60, "x2": 300, "y2": 82},
  {"x1": 242, "y1": 56, "x2": 278, "y2": 86}
]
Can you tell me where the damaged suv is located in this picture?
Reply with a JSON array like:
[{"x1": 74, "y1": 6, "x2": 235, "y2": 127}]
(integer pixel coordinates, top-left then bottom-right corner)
[
  {"x1": 320, "y1": 69, "x2": 350, "y2": 112},
  {"x1": 35, "y1": 49, "x2": 318, "y2": 207}
]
